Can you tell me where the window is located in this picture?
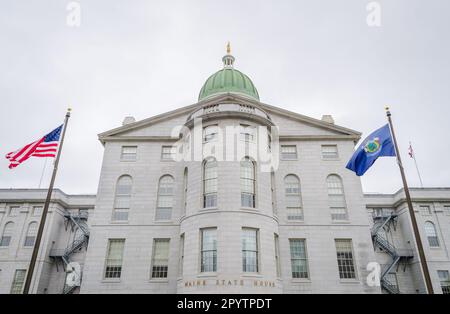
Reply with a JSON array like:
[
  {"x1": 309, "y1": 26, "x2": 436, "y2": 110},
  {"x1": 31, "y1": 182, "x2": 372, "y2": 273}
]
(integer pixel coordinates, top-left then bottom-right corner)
[
  {"x1": 438, "y1": 270, "x2": 450, "y2": 294},
  {"x1": 182, "y1": 168, "x2": 188, "y2": 216},
  {"x1": 104, "y1": 239, "x2": 125, "y2": 279},
  {"x1": 201, "y1": 228, "x2": 217, "y2": 272},
  {"x1": 156, "y1": 175, "x2": 174, "y2": 220},
  {"x1": 203, "y1": 125, "x2": 218, "y2": 143},
  {"x1": 32, "y1": 206, "x2": 43, "y2": 216},
  {"x1": 121, "y1": 146, "x2": 137, "y2": 161},
  {"x1": 281, "y1": 145, "x2": 297, "y2": 160},
  {"x1": 327, "y1": 175, "x2": 348, "y2": 221},
  {"x1": 335, "y1": 239, "x2": 356, "y2": 279},
  {"x1": 113, "y1": 175, "x2": 132, "y2": 222},
  {"x1": 424, "y1": 221, "x2": 439, "y2": 247},
  {"x1": 240, "y1": 124, "x2": 255, "y2": 142},
  {"x1": 161, "y1": 146, "x2": 176, "y2": 161},
  {"x1": 0, "y1": 222, "x2": 14, "y2": 247},
  {"x1": 271, "y1": 170, "x2": 277, "y2": 215},
  {"x1": 274, "y1": 234, "x2": 281, "y2": 277},
  {"x1": 203, "y1": 158, "x2": 218, "y2": 208},
  {"x1": 321, "y1": 145, "x2": 338, "y2": 159},
  {"x1": 179, "y1": 234, "x2": 185, "y2": 277},
  {"x1": 24, "y1": 222, "x2": 38, "y2": 247},
  {"x1": 151, "y1": 239, "x2": 170, "y2": 279},
  {"x1": 444, "y1": 205, "x2": 450, "y2": 215},
  {"x1": 8, "y1": 206, "x2": 20, "y2": 217},
  {"x1": 419, "y1": 205, "x2": 431, "y2": 215},
  {"x1": 290, "y1": 239, "x2": 309, "y2": 279},
  {"x1": 241, "y1": 158, "x2": 256, "y2": 208},
  {"x1": 10, "y1": 269, "x2": 26, "y2": 294},
  {"x1": 285, "y1": 175, "x2": 303, "y2": 220},
  {"x1": 242, "y1": 228, "x2": 258, "y2": 272}
]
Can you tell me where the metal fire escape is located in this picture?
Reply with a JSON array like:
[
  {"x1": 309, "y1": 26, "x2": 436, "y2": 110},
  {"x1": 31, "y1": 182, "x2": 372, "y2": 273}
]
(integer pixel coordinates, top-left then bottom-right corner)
[
  {"x1": 371, "y1": 211, "x2": 414, "y2": 294},
  {"x1": 49, "y1": 211, "x2": 89, "y2": 294}
]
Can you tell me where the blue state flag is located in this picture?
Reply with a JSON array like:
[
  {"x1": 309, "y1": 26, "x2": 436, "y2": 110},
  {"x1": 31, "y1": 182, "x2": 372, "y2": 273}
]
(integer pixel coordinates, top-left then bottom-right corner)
[{"x1": 346, "y1": 124, "x2": 396, "y2": 176}]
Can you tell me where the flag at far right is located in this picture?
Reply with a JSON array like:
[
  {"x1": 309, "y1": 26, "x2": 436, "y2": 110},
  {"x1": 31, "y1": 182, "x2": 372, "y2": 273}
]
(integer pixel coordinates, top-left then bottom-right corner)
[{"x1": 346, "y1": 124, "x2": 396, "y2": 176}]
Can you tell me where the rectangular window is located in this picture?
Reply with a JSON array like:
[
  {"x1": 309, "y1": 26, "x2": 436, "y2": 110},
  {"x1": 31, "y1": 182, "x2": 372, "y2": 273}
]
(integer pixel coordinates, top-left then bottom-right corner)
[
  {"x1": 151, "y1": 239, "x2": 170, "y2": 279},
  {"x1": 321, "y1": 145, "x2": 338, "y2": 159},
  {"x1": 335, "y1": 239, "x2": 356, "y2": 279},
  {"x1": 203, "y1": 125, "x2": 218, "y2": 143},
  {"x1": 289, "y1": 239, "x2": 309, "y2": 279},
  {"x1": 242, "y1": 228, "x2": 259, "y2": 273},
  {"x1": 104, "y1": 239, "x2": 125, "y2": 279},
  {"x1": 24, "y1": 235, "x2": 35, "y2": 247},
  {"x1": 444, "y1": 205, "x2": 450, "y2": 215},
  {"x1": 121, "y1": 146, "x2": 137, "y2": 161},
  {"x1": 10, "y1": 269, "x2": 26, "y2": 294},
  {"x1": 179, "y1": 234, "x2": 184, "y2": 277},
  {"x1": 438, "y1": 270, "x2": 450, "y2": 295},
  {"x1": 281, "y1": 145, "x2": 297, "y2": 160},
  {"x1": 32, "y1": 206, "x2": 43, "y2": 216},
  {"x1": 274, "y1": 234, "x2": 281, "y2": 277},
  {"x1": 0, "y1": 235, "x2": 11, "y2": 247},
  {"x1": 161, "y1": 146, "x2": 176, "y2": 161},
  {"x1": 201, "y1": 228, "x2": 217, "y2": 272},
  {"x1": 240, "y1": 125, "x2": 255, "y2": 142},
  {"x1": 419, "y1": 205, "x2": 431, "y2": 215},
  {"x1": 8, "y1": 206, "x2": 20, "y2": 217}
]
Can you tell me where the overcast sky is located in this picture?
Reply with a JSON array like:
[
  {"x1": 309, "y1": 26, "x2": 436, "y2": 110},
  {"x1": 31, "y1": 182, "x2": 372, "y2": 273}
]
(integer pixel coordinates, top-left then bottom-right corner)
[{"x1": 1, "y1": 0, "x2": 449, "y2": 195}]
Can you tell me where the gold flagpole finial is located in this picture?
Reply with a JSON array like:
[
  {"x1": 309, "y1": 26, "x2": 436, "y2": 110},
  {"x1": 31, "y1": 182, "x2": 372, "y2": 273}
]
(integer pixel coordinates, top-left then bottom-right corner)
[{"x1": 226, "y1": 42, "x2": 231, "y2": 54}]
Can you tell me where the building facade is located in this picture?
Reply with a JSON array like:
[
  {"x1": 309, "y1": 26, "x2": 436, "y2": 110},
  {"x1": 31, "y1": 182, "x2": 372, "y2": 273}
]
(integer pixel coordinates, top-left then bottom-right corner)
[{"x1": 0, "y1": 50, "x2": 449, "y2": 294}]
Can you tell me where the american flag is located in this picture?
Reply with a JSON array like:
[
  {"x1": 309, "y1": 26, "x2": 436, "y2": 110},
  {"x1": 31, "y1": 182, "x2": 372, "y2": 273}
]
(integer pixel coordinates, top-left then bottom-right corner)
[{"x1": 5, "y1": 125, "x2": 63, "y2": 169}]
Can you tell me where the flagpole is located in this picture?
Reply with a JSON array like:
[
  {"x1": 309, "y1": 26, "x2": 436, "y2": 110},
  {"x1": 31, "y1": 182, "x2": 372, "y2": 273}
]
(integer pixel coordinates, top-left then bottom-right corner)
[
  {"x1": 385, "y1": 106, "x2": 434, "y2": 294},
  {"x1": 23, "y1": 108, "x2": 71, "y2": 294},
  {"x1": 410, "y1": 141, "x2": 424, "y2": 188}
]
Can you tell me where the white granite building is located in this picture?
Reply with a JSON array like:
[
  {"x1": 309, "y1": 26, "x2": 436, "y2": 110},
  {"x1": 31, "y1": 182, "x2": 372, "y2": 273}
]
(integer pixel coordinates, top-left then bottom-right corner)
[{"x1": 0, "y1": 50, "x2": 449, "y2": 294}]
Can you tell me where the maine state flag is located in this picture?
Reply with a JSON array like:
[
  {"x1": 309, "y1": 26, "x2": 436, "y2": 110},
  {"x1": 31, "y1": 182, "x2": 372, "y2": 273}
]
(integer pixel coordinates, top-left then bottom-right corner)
[{"x1": 346, "y1": 124, "x2": 396, "y2": 176}]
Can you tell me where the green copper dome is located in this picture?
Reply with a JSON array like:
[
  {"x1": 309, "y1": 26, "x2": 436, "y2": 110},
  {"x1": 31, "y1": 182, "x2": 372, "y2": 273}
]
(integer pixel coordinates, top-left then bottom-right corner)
[{"x1": 198, "y1": 46, "x2": 259, "y2": 101}]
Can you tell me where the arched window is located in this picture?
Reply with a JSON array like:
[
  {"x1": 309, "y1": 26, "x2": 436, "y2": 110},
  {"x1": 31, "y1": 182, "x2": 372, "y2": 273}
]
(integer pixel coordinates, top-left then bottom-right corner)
[
  {"x1": 156, "y1": 175, "x2": 174, "y2": 220},
  {"x1": 24, "y1": 222, "x2": 38, "y2": 247},
  {"x1": 203, "y1": 158, "x2": 218, "y2": 208},
  {"x1": 0, "y1": 222, "x2": 14, "y2": 247},
  {"x1": 285, "y1": 175, "x2": 303, "y2": 220},
  {"x1": 182, "y1": 167, "x2": 188, "y2": 216},
  {"x1": 424, "y1": 221, "x2": 439, "y2": 247},
  {"x1": 241, "y1": 157, "x2": 256, "y2": 208},
  {"x1": 113, "y1": 175, "x2": 132, "y2": 222},
  {"x1": 327, "y1": 175, "x2": 348, "y2": 221}
]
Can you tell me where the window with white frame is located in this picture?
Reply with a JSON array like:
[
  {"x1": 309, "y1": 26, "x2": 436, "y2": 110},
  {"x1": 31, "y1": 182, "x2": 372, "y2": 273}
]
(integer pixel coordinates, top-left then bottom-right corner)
[
  {"x1": 120, "y1": 146, "x2": 137, "y2": 161},
  {"x1": 281, "y1": 145, "x2": 297, "y2": 160},
  {"x1": 8, "y1": 206, "x2": 20, "y2": 217},
  {"x1": 424, "y1": 221, "x2": 439, "y2": 247},
  {"x1": 32, "y1": 206, "x2": 43, "y2": 216},
  {"x1": 151, "y1": 239, "x2": 170, "y2": 279},
  {"x1": 161, "y1": 145, "x2": 176, "y2": 161},
  {"x1": 438, "y1": 270, "x2": 450, "y2": 294},
  {"x1": 179, "y1": 234, "x2": 185, "y2": 277},
  {"x1": 24, "y1": 222, "x2": 38, "y2": 247},
  {"x1": 419, "y1": 205, "x2": 431, "y2": 215},
  {"x1": 335, "y1": 239, "x2": 356, "y2": 279},
  {"x1": 285, "y1": 174, "x2": 303, "y2": 220},
  {"x1": 10, "y1": 269, "x2": 26, "y2": 294},
  {"x1": 200, "y1": 228, "x2": 217, "y2": 273},
  {"x1": 0, "y1": 222, "x2": 14, "y2": 247},
  {"x1": 156, "y1": 175, "x2": 174, "y2": 221},
  {"x1": 289, "y1": 239, "x2": 309, "y2": 279},
  {"x1": 104, "y1": 239, "x2": 125, "y2": 279},
  {"x1": 327, "y1": 175, "x2": 348, "y2": 221},
  {"x1": 444, "y1": 205, "x2": 450, "y2": 215},
  {"x1": 242, "y1": 228, "x2": 259, "y2": 273},
  {"x1": 203, "y1": 158, "x2": 218, "y2": 208},
  {"x1": 241, "y1": 157, "x2": 256, "y2": 208},
  {"x1": 274, "y1": 234, "x2": 281, "y2": 277},
  {"x1": 113, "y1": 175, "x2": 132, "y2": 222},
  {"x1": 203, "y1": 125, "x2": 219, "y2": 143},
  {"x1": 240, "y1": 124, "x2": 255, "y2": 142},
  {"x1": 321, "y1": 145, "x2": 338, "y2": 159}
]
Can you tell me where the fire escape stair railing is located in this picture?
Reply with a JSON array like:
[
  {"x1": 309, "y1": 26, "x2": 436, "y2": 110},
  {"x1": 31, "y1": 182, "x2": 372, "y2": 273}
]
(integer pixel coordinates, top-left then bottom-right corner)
[
  {"x1": 371, "y1": 213, "x2": 413, "y2": 294},
  {"x1": 49, "y1": 212, "x2": 90, "y2": 294}
]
